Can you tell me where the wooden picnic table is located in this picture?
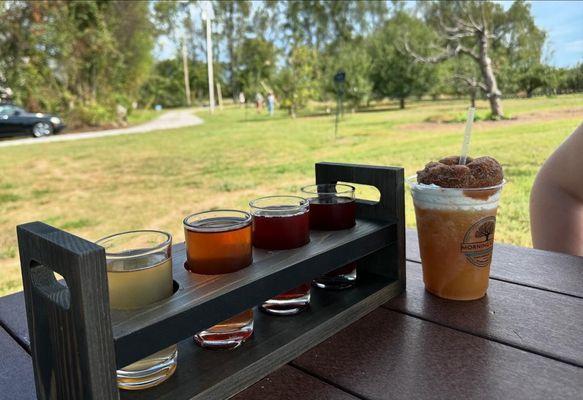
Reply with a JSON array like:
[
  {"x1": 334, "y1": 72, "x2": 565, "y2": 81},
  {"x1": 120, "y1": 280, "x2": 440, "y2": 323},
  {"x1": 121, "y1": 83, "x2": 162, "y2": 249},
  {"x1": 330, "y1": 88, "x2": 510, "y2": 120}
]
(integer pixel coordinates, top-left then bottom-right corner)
[{"x1": 1, "y1": 228, "x2": 582, "y2": 399}]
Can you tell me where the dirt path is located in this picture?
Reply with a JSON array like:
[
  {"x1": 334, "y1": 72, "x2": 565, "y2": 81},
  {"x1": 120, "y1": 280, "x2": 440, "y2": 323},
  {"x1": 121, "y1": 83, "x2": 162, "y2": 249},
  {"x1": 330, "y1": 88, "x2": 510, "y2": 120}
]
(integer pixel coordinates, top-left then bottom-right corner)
[
  {"x1": 0, "y1": 109, "x2": 203, "y2": 148},
  {"x1": 398, "y1": 107, "x2": 583, "y2": 132}
]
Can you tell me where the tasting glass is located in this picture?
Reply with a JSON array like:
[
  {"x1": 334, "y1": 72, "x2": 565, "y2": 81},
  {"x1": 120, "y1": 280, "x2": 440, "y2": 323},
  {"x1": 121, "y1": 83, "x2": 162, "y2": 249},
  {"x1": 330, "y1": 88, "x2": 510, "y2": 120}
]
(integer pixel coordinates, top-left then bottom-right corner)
[
  {"x1": 250, "y1": 196, "x2": 311, "y2": 315},
  {"x1": 302, "y1": 183, "x2": 357, "y2": 289},
  {"x1": 96, "y1": 230, "x2": 177, "y2": 391},
  {"x1": 184, "y1": 210, "x2": 254, "y2": 349}
]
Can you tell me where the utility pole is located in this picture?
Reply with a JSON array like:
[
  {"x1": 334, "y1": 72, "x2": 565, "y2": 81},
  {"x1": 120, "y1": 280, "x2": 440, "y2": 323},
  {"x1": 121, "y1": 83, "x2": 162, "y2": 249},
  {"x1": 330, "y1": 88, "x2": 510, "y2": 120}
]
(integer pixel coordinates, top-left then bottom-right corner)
[
  {"x1": 180, "y1": 1, "x2": 192, "y2": 106},
  {"x1": 202, "y1": 1, "x2": 215, "y2": 114},
  {"x1": 216, "y1": 82, "x2": 223, "y2": 111},
  {"x1": 182, "y1": 37, "x2": 191, "y2": 106}
]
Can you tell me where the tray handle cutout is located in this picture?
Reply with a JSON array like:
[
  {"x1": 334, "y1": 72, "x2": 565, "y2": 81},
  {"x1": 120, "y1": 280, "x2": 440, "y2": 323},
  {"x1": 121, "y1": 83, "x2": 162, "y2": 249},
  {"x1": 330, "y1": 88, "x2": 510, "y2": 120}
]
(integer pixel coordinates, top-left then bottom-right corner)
[{"x1": 17, "y1": 222, "x2": 118, "y2": 400}]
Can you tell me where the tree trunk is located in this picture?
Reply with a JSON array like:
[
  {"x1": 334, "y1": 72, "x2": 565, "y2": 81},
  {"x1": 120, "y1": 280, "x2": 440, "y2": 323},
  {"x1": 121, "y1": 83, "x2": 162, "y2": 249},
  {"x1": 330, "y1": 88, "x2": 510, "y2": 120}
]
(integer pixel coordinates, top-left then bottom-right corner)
[
  {"x1": 399, "y1": 98, "x2": 405, "y2": 109},
  {"x1": 477, "y1": 30, "x2": 503, "y2": 118},
  {"x1": 225, "y1": 2, "x2": 237, "y2": 100},
  {"x1": 470, "y1": 91, "x2": 476, "y2": 108}
]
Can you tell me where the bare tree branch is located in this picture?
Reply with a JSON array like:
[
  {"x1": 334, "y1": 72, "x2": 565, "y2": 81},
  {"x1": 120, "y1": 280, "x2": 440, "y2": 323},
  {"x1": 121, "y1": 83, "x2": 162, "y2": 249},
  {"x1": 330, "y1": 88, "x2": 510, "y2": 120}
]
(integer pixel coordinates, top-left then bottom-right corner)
[
  {"x1": 452, "y1": 74, "x2": 487, "y2": 91},
  {"x1": 466, "y1": 12, "x2": 482, "y2": 33},
  {"x1": 481, "y1": 5, "x2": 488, "y2": 34},
  {"x1": 444, "y1": 31, "x2": 475, "y2": 41},
  {"x1": 404, "y1": 41, "x2": 456, "y2": 63},
  {"x1": 453, "y1": 15, "x2": 476, "y2": 32},
  {"x1": 404, "y1": 38, "x2": 479, "y2": 63},
  {"x1": 457, "y1": 45, "x2": 480, "y2": 61},
  {"x1": 438, "y1": 16, "x2": 473, "y2": 35}
]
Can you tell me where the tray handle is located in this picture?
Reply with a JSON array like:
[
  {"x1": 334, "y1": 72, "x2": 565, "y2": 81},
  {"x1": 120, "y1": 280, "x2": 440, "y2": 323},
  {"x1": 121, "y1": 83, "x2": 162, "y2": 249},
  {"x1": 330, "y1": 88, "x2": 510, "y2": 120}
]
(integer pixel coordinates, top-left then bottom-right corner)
[
  {"x1": 315, "y1": 161, "x2": 404, "y2": 222},
  {"x1": 17, "y1": 222, "x2": 118, "y2": 400},
  {"x1": 315, "y1": 162, "x2": 406, "y2": 284}
]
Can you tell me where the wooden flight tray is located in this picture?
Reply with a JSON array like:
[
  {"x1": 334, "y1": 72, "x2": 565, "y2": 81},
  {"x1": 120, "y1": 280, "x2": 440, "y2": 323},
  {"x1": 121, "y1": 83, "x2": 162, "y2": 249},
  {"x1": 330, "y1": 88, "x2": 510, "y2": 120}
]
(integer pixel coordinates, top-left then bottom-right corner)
[{"x1": 17, "y1": 162, "x2": 406, "y2": 400}]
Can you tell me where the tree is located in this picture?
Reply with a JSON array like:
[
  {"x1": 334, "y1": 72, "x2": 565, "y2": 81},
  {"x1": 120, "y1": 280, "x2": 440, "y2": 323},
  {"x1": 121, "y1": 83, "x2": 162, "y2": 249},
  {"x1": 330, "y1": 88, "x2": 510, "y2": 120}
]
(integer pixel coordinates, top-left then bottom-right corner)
[
  {"x1": 279, "y1": 1, "x2": 388, "y2": 52},
  {"x1": 560, "y1": 63, "x2": 583, "y2": 93},
  {"x1": 370, "y1": 12, "x2": 438, "y2": 109},
  {"x1": 140, "y1": 58, "x2": 209, "y2": 108},
  {"x1": 321, "y1": 39, "x2": 373, "y2": 109},
  {"x1": 497, "y1": 0, "x2": 547, "y2": 97},
  {"x1": 0, "y1": 1, "x2": 155, "y2": 125},
  {"x1": 406, "y1": 1, "x2": 545, "y2": 119},
  {"x1": 276, "y1": 46, "x2": 318, "y2": 117},
  {"x1": 514, "y1": 64, "x2": 551, "y2": 97},
  {"x1": 238, "y1": 38, "x2": 277, "y2": 94},
  {"x1": 215, "y1": 0, "x2": 251, "y2": 98}
]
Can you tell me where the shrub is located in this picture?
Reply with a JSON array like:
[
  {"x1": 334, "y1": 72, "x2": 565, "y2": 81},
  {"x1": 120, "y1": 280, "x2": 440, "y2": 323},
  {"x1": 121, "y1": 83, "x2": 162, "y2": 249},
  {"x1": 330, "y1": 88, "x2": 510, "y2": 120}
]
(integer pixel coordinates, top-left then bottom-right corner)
[{"x1": 66, "y1": 103, "x2": 116, "y2": 128}]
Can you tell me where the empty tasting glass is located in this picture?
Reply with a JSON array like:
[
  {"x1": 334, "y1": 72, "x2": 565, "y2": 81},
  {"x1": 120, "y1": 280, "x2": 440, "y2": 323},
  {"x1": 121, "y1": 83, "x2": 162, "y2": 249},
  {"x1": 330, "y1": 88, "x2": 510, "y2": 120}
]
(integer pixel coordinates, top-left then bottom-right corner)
[
  {"x1": 96, "y1": 230, "x2": 177, "y2": 391},
  {"x1": 250, "y1": 196, "x2": 311, "y2": 315},
  {"x1": 184, "y1": 210, "x2": 254, "y2": 349},
  {"x1": 302, "y1": 183, "x2": 357, "y2": 290}
]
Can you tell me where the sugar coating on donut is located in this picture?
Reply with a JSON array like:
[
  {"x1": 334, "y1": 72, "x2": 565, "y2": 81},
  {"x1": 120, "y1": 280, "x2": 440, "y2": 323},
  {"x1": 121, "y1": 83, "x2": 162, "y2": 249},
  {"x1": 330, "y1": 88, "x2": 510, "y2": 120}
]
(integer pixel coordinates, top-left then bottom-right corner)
[{"x1": 417, "y1": 156, "x2": 503, "y2": 188}]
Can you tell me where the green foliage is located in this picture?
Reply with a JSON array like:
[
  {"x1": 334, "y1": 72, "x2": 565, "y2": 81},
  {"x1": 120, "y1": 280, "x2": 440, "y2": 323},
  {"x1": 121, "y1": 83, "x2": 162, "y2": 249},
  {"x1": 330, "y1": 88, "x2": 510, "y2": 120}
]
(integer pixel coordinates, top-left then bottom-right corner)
[
  {"x1": 513, "y1": 64, "x2": 552, "y2": 97},
  {"x1": 276, "y1": 46, "x2": 318, "y2": 117},
  {"x1": 0, "y1": 0, "x2": 154, "y2": 127},
  {"x1": 369, "y1": 12, "x2": 438, "y2": 108},
  {"x1": 560, "y1": 63, "x2": 583, "y2": 92},
  {"x1": 238, "y1": 38, "x2": 278, "y2": 94},
  {"x1": 215, "y1": 0, "x2": 252, "y2": 96},
  {"x1": 140, "y1": 58, "x2": 210, "y2": 108},
  {"x1": 321, "y1": 39, "x2": 373, "y2": 108},
  {"x1": 495, "y1": 1, "x2": 547, "y2": 95},
  {"x1": 67, "y1": 103, "x2": 116, "y2": 127}
]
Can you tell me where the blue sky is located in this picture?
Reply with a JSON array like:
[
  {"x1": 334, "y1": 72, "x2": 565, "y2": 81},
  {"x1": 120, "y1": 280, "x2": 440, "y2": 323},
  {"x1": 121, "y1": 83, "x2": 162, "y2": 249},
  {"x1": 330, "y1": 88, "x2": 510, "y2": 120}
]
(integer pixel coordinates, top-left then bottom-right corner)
[
  {"x1": 157, "y1": 1, "x2": 583, "y2": 68},
  {"x1": 513, "y1": 1, "x2": 583, "y2": 67}
]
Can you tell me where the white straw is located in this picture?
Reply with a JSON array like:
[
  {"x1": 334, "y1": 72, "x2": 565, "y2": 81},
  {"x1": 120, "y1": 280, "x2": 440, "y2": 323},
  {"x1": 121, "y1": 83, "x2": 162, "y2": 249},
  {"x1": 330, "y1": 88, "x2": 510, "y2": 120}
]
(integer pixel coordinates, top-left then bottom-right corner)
[{"x1": 459, "y1": 107, "x2": 476, "y2": 165}]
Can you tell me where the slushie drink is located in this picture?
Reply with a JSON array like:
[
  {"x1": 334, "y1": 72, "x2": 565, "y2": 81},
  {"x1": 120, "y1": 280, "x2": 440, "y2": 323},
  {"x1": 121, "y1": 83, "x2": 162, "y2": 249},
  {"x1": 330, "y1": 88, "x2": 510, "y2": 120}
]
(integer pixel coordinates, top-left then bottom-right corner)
[{"x1": 409, "y1": 156, "x2": 504, "y2": 300}]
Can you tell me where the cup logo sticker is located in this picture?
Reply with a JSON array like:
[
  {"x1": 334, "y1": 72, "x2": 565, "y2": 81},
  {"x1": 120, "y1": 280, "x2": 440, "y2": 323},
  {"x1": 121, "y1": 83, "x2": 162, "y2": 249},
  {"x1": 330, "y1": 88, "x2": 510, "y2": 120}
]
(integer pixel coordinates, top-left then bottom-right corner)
[{"x1": 461, "y1": 216, "x2": 496, "y2": 267}]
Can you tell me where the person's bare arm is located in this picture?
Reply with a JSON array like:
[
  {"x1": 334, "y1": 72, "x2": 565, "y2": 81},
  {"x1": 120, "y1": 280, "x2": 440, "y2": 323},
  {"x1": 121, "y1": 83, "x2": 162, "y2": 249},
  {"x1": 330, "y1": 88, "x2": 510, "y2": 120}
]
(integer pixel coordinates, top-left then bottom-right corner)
[{"x1": 530, "y1": 122, "x2": 583, "y2": 256}]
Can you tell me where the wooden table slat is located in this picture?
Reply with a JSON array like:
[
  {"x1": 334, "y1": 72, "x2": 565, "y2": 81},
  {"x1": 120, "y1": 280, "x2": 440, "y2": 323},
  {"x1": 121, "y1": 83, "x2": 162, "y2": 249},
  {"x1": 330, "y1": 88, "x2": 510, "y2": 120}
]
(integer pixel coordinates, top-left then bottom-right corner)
[
  {"x1": 232, "y1": 365, "x2": 358, "y2": 400},
  {"x1": 293, "y1": 308, "x2": 583, "y2": 400},
  {"x1": 0, "y1": 291, "x2": 29, "y2": 352},
  {"x1": 0, "y1": 327, "x2": 36, "y2": 400},
  {"x1": 406, "y1": 228, "x2": 583, "y2": 298},
  {"x1": 384, "y1": 261, "x2": 583, "y2": 367}
]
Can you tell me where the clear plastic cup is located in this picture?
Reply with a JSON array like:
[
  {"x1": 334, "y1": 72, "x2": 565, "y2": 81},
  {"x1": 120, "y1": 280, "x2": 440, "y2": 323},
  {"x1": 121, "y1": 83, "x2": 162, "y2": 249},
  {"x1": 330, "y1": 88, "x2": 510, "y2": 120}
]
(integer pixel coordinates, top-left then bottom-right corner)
[{"x1": 408, "y1": 177, "x2": 505, "y2": 300}]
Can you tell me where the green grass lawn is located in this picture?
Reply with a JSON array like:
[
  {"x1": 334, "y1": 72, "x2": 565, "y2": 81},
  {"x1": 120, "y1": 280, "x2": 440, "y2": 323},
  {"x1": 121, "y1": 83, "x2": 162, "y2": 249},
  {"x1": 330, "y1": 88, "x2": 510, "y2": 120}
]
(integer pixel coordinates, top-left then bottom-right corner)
[{"x1": 0, "y1": 94, "x2": 581, "y2": 296}]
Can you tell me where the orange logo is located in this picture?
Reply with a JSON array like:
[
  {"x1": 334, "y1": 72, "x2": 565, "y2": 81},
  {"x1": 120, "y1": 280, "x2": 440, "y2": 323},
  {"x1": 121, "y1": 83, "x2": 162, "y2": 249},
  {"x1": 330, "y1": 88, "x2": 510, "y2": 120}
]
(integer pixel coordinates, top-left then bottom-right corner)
[{"x1": 461, "y1": 216, "x2": 496, "y2": 267}]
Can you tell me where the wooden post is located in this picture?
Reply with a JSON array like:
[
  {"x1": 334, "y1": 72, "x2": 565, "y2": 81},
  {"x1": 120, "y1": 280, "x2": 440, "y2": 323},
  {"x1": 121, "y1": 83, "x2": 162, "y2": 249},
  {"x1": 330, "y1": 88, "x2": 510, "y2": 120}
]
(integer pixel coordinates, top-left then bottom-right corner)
[
  {"x1": 17, "y1": 222, "x2": 118, "y2": 400},
  {"x1": 217, "y1": 82, "x2": 223, "y2": 111}
]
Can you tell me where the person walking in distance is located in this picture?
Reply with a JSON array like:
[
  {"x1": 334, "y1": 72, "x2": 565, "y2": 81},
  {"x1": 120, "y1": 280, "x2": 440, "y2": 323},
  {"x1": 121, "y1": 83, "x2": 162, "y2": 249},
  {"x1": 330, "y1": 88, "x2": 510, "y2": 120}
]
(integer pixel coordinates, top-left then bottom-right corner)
[
  {"x1": 267, "y1": 92, "x2": 275, "y2": 117},
  {"x1": 255, "y1": 92, "x2": 264, "y2": 113},
  {"x1": 238, "y1": 92, "x2": 245, "y2": 108}
]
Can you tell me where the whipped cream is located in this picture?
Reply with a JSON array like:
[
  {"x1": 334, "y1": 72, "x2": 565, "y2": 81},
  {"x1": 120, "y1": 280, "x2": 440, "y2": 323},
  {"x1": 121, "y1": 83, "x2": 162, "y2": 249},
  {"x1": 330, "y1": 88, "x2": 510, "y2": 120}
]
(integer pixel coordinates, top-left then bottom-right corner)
[{"x1": 409, "y1": 181, "x2": 502, "y2": 211}]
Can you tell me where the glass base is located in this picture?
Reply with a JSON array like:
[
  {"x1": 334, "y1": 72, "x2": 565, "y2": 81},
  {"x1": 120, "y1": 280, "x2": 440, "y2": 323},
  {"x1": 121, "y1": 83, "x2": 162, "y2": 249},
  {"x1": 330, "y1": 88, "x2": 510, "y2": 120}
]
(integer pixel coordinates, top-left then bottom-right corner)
[
  {"x1": 313, "y1": 264, "x2": 357, "y2": 290},
  {"x1": 117, "y1": 345, "x2": 178, "y2": 390},
  {"x1": 194, "y1": 310, "x2": 254, "y2": 350},
  {"x1": 261, "y1": 286, "x2": 311, "y2": 315}
]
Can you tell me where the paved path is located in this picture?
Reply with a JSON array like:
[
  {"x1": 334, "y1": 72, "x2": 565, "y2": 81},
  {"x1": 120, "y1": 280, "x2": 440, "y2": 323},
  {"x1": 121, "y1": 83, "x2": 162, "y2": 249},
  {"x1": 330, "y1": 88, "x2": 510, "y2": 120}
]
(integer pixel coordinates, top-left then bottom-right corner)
[{"x1": 0, "y1": 109, "x2": 203, "y2": 148}]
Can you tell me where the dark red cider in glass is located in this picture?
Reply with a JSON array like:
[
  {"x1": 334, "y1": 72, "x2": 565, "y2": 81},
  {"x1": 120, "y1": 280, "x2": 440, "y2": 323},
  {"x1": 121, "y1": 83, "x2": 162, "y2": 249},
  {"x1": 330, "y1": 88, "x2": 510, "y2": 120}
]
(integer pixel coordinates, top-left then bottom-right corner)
[
  {"x1": 252, "y1": 209, "x2": 310, "y2": 250},
  {"x1": 308, "y1": 196, "x2": 356, "y2": 230}
]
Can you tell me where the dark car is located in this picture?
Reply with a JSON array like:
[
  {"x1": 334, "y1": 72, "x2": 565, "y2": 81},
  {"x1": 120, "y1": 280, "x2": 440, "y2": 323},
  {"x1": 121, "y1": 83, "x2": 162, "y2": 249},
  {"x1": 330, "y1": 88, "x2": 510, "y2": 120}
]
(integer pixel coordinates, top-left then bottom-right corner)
[{"x1": 0, "y1": 104, "x2": 66, "y2": 138}]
